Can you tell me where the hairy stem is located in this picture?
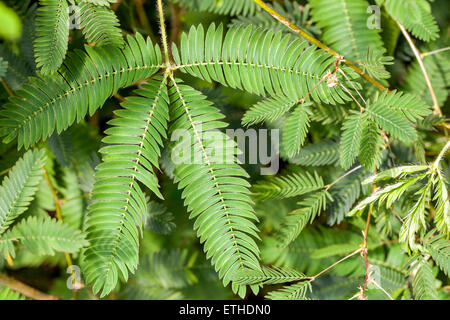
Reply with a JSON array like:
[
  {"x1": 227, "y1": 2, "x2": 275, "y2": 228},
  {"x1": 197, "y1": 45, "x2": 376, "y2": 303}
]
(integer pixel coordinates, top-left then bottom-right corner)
[
  {"x1": 396, "y1": 21, "x2": 441, "y2": 116},
  {"x1": 0, "y1": 273, "x2": 59, "y2": 300},
  {"x1": 252, "y1": 0, "x2": 387, "y2": 92},
  {"x1": 157, "y1": 0, "x2": 170, "y2": 65}
]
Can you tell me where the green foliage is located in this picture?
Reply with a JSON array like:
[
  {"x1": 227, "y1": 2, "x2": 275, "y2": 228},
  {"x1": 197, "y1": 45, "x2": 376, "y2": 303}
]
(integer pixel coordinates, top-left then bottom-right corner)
[
  {"x1": 174, "y1": 0, "x2": 257, "y2": 16},
  {"x1": 0, "y1": 149, "x2": 46, "y2": 235},
  {"x1": 252, "y1": 170, "x2": 324, "y2": 200},
  {"x1": 309, "y1": 0, "x2": 384, "y2": 62},
  {"x1": 78, "y1": 1, "x2": 124, "y2": 47},
  {"x1": 0, "y1": 0, "x2": 448, "y2": 302},
  {"x1": 383, "y1": 0, "x2": 439, "y2": 42},
  {"x1": 34, "y1": 0, "x2": 69, "y2": 74},
  {"x1": 172, "y1": 23, "x2": 358, "y2": 104},
  {"x1": 0, "y1": 287, "x2": 25, "y2": 300},
  {"x1": 3, "y1": 215, "x2": 88, "y2": 257}
]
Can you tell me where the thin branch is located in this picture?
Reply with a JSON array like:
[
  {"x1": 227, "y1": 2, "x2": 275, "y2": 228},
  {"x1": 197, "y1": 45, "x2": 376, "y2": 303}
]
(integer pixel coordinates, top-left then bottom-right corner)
[
  {"x1": 396, "y1": 21, "x2": 441, "y2": 116},
  {"x1": 42, "y1": 168, "x2": 78, "y2": 300},
  {"x1": 433, "y1": 140, "x2": 450, "y2": 168},
  {"x1": 1, "y1": 81, "x2": 14, "y2": 96},
  {"x1": 325, "y1": 165, "x2": 362, "y2": 191},
  {"x1": 421, "y1": 46, "x2": 450, "y2": 58},
  {"x1": 361, "y1": 181, "x2": 378, "y2": 298},
  {"x1": 308, "y1": 248, "x2": 362, "y2": 282},
  {"x1": 0, "y1": 273, "x2": 59, "y2": 300},
  {"x1": 157, "y1": 0, "x2": 170, "y2": 65},
  {"x1": 252, "y1": 0, "x2": 387, "y2": 92}
]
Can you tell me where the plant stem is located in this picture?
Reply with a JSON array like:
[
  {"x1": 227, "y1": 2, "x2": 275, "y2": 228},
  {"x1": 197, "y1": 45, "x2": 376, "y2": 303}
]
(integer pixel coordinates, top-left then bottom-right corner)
[
  {"x1": 308, "y1": 248, "x2": 362, "y2": 282},
  {"x1": 252, "y1": 0, "x2": 387, "y2": 92},
  {"x1": 42, "y1": 168, "x2": 78, "y2": 300},
  {"x1": 396, "y1": 21, "x2": 441, "y2": 116},
  {"x1": 421, "y1": 46, "x2": 450, "y2": 58},
  {"x1": 157, "y1": 0, "x2": 170, "y2": 65},
  {"x1": 434, "y1": 140, "x2": 450, "y2": 168},
  {"x1": 325, "y1": 165, "x2": 362, "y2": 191},
  {"x1": 0, "y1": 273, "x2": 59, "y2": 300},
  {"x1": 1, "y1": 80, "x2": 13, "y2": 96}
]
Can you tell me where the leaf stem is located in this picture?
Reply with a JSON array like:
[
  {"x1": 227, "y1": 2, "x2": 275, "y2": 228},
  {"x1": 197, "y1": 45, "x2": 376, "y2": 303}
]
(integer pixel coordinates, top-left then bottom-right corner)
[
  {"x1": 252, "y1": 0, "x2": 387, "y2": 92},
  {"x1": 325, "y1": 165, "x2": 362, "y2": 191},
  {"x1": 308, "y1": 248, "x2": 362, "y2": 282},
  {"x1": 396, "y1": 21, "x2": 441, "y2": 116},
  {"x1": 1, "y1": 81, "x2": 13, "y2": 96},
  {"x1": 433, "y1": 140, "x2": 450, "y2": 168},
  {"x1": 421, "y1": 46, "x2": 450, "y2": 58},
  {"x1": 0, "y1": 273, "x2": 59, "y2": 300},
  {"x1": 42, "y1": 168, "x2": 78, "y2": 300}
]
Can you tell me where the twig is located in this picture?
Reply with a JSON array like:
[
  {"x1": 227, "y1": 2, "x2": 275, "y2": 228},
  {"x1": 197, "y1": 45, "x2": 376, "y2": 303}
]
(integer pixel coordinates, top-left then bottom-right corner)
[
  {"x1": 1, "y1": 81, "x2": 14, "y2": 96},
  {"x1": 396, "y1": 21, "x2": 441, "y2": 116},
  {"x1": 433, "y1": 140, "x2": 450, "y2": 168},
  {"x1": 308, "y1": 248, "x2": 362, "y2": 282},
  {"x1": 0, "y1": 273, "x2": 59, "y2": 300},
  {"x1": 361, "y1": 182, "x2": 377, "y2": 298},
  {"x1": 421, "y1": 46, "x2": 450, "y2": 58},
  {"x1": 252, "y1": 0, "x2": 387, "y2": 92},
  {"x1": 42, "y1": 168, "x2": 78, "y2": 300},
  {"x1": 157, "y1": 0, "x2": 171, "y2": 65},
  {"x1": 325, "y1": 165, "x2": 362, "y2": 191}
]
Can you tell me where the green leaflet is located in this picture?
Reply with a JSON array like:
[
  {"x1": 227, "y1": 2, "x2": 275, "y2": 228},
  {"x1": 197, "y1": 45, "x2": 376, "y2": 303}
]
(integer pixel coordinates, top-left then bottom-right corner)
[
  {"x1": 282, "y1": 102, "x2": 312, "y2": 158},
  {"x1": 310, "y1": 0, "x2": 385, "y2": 63},
  {"x1": 0, "y1": 33, "x2": 163, "y2": 149},
  {"x1": 0, "y1": 149, "x2": 46, "y2": 236},
  {"x1": 252, "y1": 170, "x2": 324, "y2": 200},
  {"x1": 168, "y1": 78, "x2": 261, "y2": 296},
  {"x1": 3, "y1": 215, "x2": 88, "y2": 257},
  {"x1": 339, "y1": 112, "x2": 366, "y2": 169},
  {"x1": 172, "y1": 23, "x2": 358, "y2": 104},
  {"x1": 384, "y1": 0, "x2": 439, "y2": 42},
  {"x1": 82, "y1": 77, "x2": 169, "y2": 297},
  {"x1": 34, "y1": 0, "x2": 69, "y2": 74},
  {"x1": 78, "y1": 1, "x2": 124, "y2": 47},
  {"x1": 173, "y1": 0, "x2": 257, "y2": 16}
]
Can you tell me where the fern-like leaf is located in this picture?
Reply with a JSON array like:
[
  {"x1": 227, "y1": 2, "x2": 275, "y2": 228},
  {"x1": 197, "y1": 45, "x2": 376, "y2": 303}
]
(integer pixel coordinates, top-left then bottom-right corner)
[
  {"x1": 232, "y1": 266, "x2": 307, "y2": 285},
  {"x1": 34, "y1": 0, "x2": 69, "y2": 74},
  {"x1": 169, "y1": 78, "x2": 261, "y2": 296},
  {"x1": 283, "y1": 102, "x2": 312, "y2": 158},
  {"x1": 78, "y1": 1, "x2": 124, "y2": 47},
  {"x1": 309, "y1": 0, "x2": 384, "y2": 62},
  {"x1": 289, "y1": 138, "x2": 340, "y2": 166},
  {"x1": 384, "y1": 0, "x2": 439, "y2": 42},
  {"x1": 265, "y1": 281, "x2": 311, "y2": 300},
  {"x1": 3, "y1": 215, "x2": 88, "y2": 256},
  {"x1": 242, "y1": 96, "x2": 299, "y2": 126},
  {"x1": 424, "y1": 232, "x2": 450, "y2": 277},
  {"x1": 0, "y1": 34, "x2": 163, "y2": 149},
  {"x1": 276, "y1": 190, "x2": 329, "y2": 248},
  {"x1": 174, "y1": 0, "x2": 257, "y2": 16},
  {"x1": 172, "y1": 24, "x2": 358, "y2": 105},
  {"x1": 339, "y1": 112, "x2": 366, "y2": 169},
  {"x1": 82, "y1": 77, "x2": 169, "y2": 297},
  {"x1": 0, "y1": 149, "x2": 46, "y2": 236},
  {"x1": 252, "y1": 171, "x2": 324, "y2": 200}
]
